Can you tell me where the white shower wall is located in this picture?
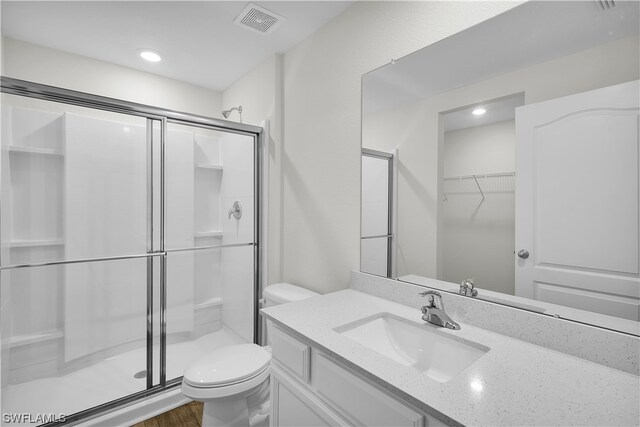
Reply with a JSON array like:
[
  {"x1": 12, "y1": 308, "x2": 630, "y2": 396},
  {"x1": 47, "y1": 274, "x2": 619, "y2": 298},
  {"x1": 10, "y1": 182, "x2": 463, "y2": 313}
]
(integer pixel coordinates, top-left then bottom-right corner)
[
  {"x1": 220, "y1": 133, "x2": 255, "y2": 343},
  {"x1": 63, "y1": 113, "x2": 149, "y2": 362}
]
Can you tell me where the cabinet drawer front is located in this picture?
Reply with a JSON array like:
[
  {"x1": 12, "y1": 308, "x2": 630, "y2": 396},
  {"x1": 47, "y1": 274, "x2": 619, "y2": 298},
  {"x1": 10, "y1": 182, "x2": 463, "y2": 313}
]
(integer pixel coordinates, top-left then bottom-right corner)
[
  {"x1": 271, "y1": 326, "x2": 311, "y2": 382},
  {"x1": 316, "y1": 354, "x2": 424, "y2": 427}
]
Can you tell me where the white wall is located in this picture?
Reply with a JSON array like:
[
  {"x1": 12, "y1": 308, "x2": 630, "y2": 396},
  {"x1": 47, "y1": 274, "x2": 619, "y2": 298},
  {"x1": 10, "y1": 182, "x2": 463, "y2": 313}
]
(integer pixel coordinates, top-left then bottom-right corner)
[
  {"x1": 363, "y1": 35, "x2": 640, "y2": 280},
  {"x1": 281, "y1": 1, "x2": 521, "y2": 294},
  {"x1": 443, "y1": 120, "x2": 515, "y2": 177},
  {"x1": 222, "y1": 54, "x2": 284, "y2": 286},
  {"x1": 1, "y1": 37, "x2": 223, "y2": 118},
  {"x1": 442, "y1": 120, "x2": 515, "y2": 295}
]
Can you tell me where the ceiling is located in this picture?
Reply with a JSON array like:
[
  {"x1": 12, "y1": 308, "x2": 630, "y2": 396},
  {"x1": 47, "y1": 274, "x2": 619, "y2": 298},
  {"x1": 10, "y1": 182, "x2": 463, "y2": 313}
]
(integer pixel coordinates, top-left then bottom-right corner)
[
  {"x1": 442, "y1": 93, "x2": 524, "y2": 132},
  {"x1": 1, "y1": 1, "x2": 353, "y2": 91},
  {"x1": 363, "y1": 0, "x2": 640, "y2": 114}
]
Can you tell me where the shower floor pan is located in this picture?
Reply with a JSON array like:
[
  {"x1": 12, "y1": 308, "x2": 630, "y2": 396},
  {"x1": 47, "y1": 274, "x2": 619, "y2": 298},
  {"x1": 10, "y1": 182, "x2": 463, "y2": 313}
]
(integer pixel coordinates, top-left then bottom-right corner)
[{"x1": 1, "y1": 326, "x2": 246, "y2": 426}]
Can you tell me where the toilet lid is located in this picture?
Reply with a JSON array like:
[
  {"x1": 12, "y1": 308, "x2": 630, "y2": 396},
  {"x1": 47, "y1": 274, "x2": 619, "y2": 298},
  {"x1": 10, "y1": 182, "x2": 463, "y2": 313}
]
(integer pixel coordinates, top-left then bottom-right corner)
[{"x1": 183, "y1": 344, "x2": 271, "y2": 388}]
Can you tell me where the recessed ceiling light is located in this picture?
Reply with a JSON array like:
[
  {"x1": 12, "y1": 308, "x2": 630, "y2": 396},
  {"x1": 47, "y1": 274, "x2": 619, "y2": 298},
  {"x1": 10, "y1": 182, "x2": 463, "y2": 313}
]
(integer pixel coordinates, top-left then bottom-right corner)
[
  {"x1": 139, "y1": 49, "x2": 162, "y2": 63},
  {"x1": 472, "y1": 107, "x2": 486, "y2": 116}
]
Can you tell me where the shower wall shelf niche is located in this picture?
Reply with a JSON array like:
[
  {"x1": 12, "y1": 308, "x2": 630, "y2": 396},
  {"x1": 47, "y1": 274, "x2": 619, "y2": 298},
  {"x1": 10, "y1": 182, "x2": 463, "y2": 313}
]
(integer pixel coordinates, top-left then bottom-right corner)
[
  {"x1": 3, "y1": 106, "x2": 66, "y2": 255},
  {"x1": 2, "y1": 106, "x2": 66, "y2": 383},
  {"x1": 4, "y1": 329, "x2": 64, "y2": 348},
  {"x1": 8, "y1": 145, "x2": 64, "y2": 156},
  {"x1": 194, "y1": 231, "x2": 223, "y2": 238},
  {"x1": 194, "y1": 133, "x2": 224, "y2": 242},
  {"x1": 195, "y1": 163, "x2": 223, "y2": 170},
  {"x1": 8, "y1": 238, "x2": 65, "y2": 248},
  {"x1": 195, "y1": 296, "x2": 223, "y2": 311}
]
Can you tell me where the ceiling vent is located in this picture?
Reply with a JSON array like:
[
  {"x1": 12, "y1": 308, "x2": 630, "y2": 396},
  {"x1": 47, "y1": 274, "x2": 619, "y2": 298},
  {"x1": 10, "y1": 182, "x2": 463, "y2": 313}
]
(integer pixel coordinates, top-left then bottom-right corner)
[
  {"x1": 596, "y1": 0, "x2": 615, "y2": 10},
  {"x1": 234, "y1": 3, "x2": 285, "y2": 35}
]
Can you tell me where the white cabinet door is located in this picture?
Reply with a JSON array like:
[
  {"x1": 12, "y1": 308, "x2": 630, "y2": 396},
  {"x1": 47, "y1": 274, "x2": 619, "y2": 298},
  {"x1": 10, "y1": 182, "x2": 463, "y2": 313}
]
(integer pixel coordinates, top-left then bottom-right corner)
[
  {"x1": 271, "y1": 366, "x2": 348, "y2": 427},
  {"x1": 515, "y1": 80, "x2": 639, "y2": 320},
  {"x1": 314, "y1": 354, "x2": 427, "y2": 427}
]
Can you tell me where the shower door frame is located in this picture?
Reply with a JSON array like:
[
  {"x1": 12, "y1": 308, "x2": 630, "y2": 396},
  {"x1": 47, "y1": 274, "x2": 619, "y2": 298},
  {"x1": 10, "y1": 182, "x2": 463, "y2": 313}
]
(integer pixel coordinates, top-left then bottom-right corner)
[
  {"x1": 361, "y1": 148, "x2": 395, "y2": 278},
  {"x1": 0, "y1": 76, "x2": 265, "y2": 425}
]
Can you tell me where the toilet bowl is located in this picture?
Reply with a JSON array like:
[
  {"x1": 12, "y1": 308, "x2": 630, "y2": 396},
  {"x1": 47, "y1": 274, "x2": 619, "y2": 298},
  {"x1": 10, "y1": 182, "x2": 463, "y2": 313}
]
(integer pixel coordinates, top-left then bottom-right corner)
[
  {"x1": 182, "y1": 344, "x2": 271, "y2": 427},
  {"x1": 181, "y1": 283, "x2": 318, "y2": 427}
]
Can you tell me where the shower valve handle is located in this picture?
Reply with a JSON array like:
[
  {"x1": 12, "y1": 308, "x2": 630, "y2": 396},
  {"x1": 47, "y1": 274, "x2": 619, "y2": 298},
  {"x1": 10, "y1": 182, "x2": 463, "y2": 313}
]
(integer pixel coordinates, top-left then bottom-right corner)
[{"x1": 228, "y1": 201, "x2": 242, "y2": 220}]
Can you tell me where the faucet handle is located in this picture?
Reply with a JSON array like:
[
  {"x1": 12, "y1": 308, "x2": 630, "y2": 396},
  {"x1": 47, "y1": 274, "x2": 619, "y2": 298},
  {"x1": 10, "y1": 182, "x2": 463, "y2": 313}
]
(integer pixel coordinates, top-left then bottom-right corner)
[
  {"x1": 418, "y1": 290, "x2": 442, "y2": 308},
  {"x1": 418, "y1": 290, "x2": 441, "y2": 297},
  {"x1": 459, "y1": 278, "x2": 478, "y2": 297}
]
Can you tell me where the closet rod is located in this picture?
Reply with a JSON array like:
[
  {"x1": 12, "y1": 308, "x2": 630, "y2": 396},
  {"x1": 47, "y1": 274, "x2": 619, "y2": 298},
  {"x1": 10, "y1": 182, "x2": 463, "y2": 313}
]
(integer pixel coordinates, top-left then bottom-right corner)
[{"x1": 443, "y1": 171, "x2": 515, "y2": 181}]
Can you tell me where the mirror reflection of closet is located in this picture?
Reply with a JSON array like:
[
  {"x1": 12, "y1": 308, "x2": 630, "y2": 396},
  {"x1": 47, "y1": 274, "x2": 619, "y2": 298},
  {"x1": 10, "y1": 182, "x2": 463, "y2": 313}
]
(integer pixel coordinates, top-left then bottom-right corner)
[
  {"x1": 361, "y1": 0, "x2": 640, "y2": 333},
  {"x1": 439, "y1": 94, "x2": 523, "y2": 295}
]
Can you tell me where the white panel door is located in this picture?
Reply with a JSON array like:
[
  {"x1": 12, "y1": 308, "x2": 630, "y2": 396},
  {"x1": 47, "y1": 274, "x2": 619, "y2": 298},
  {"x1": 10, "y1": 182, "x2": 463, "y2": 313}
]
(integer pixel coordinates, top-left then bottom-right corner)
[
  {"x1": 515, "y1": 80, "x2": 640, "y2": 320},
  {"x1": 271, "y1": 367, "x2": 348, "y2": 427}
]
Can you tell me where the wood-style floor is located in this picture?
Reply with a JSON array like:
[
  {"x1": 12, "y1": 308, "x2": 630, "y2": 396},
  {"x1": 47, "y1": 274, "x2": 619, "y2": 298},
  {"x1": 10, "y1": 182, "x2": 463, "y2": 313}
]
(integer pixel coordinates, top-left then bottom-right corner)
[{"x1": 131, "y1": 401, "x2": 203, "y2": 427}]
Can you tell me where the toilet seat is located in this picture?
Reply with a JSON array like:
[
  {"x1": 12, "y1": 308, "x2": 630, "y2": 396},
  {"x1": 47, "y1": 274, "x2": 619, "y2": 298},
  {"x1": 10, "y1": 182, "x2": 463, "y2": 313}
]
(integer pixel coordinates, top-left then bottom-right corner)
[{"x1": 182, "y1": 344, "x2": 271, "y2": 400}]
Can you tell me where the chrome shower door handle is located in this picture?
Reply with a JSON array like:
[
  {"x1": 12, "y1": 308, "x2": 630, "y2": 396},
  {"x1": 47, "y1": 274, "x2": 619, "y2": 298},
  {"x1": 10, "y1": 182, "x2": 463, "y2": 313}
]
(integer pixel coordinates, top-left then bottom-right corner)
[{"x1": 517, "y1": 249, "x2": 530, "y2": 259}]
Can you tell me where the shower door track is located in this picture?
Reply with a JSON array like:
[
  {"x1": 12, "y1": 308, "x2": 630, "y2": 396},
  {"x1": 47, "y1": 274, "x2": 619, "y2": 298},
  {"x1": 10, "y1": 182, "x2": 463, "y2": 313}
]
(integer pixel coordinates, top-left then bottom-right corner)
[{"x1": 0, "y1": 76, "x2": 265, "y2": 426}]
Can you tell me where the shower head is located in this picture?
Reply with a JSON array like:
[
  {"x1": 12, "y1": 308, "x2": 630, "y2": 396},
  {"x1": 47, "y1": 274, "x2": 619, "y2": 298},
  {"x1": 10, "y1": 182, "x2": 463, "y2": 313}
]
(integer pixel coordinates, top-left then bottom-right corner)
[{"x1": 222, "y1": 105, "x2": 243, "y2": 121}]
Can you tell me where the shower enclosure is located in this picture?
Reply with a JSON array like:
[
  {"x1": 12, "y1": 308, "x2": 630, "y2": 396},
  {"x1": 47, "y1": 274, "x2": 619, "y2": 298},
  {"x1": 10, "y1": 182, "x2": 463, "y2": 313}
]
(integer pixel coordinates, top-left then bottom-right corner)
[{"x1": 0, "y1": 77, "x2": 264, "y2": 426}]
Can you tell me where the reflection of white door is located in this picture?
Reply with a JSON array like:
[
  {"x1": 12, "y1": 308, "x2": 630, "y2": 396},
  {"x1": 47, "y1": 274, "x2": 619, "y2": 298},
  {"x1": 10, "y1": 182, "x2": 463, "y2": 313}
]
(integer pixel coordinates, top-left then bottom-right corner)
[{"x1": 515, "y1": 80, "x2": 639, "y2": 321}]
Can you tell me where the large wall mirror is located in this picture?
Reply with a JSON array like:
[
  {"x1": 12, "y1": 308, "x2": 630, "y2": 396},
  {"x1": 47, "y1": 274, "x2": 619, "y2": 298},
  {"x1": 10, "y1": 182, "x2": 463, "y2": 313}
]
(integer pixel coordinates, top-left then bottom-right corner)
[{"x1": 361, "y1": 1, "x2": 639, "y2": 335}]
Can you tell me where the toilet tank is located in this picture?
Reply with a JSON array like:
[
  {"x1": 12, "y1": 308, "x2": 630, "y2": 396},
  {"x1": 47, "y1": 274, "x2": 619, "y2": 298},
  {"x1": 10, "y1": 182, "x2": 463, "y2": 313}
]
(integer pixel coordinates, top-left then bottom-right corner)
[
  {"x1": 262, "y1": 283, "x2": 318, "y2": 345},
  {"x1": 263, "y1": 283, "x2": 319, "y2": 307}
]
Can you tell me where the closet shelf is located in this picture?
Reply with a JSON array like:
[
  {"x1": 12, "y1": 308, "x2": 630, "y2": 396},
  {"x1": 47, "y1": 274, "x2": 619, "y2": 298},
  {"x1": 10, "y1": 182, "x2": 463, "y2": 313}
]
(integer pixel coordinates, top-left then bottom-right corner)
[
  {"x1": 8, "y1": 238, "x2": 65, "y2": 248},
  {"x1": 443, "y1": 171, "x2": 515, "y2": 181},
  {"x1": 442, "y1": 172, "x2": 515, "y2": 202},
  {"x1": 195, "y1": 163, "x2": 223, "y2": 170},
  {"x1": 195, "y1": 231, "x2": 223, "y2": 238},
  {"x1": 9, "y1": 145, "x2": 64, "y2": 156}
]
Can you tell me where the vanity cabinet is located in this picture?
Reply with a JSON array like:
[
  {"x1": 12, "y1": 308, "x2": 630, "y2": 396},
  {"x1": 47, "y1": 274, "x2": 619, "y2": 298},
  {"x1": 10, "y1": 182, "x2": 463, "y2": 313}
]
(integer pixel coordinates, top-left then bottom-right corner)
[{"x1": 269, "y1": 326, "x2": 446, "y2": 427}]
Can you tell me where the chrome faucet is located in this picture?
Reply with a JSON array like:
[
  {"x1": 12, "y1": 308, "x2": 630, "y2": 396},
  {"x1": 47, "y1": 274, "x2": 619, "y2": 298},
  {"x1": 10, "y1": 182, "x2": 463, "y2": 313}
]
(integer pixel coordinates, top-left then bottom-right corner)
[
  {"x1": 418, "y1": 290, "x2": 460, "y2": 330},
  {"x1": 459, "y1": 278, "x2": 478, "y2": 297}
]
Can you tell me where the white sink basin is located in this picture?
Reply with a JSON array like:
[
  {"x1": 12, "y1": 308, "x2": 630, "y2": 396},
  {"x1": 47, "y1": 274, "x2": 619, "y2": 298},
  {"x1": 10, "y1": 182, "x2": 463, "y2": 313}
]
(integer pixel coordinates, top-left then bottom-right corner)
[{"x1": 335, "y1": 313, "x2": 489, "y2": 382}]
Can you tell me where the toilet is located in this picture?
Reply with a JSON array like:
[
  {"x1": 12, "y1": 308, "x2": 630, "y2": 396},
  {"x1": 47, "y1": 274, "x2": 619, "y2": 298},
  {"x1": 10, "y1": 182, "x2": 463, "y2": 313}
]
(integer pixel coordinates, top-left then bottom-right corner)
[{"x1": 181, "y1": 283, "x2": 319, "y2": 427}]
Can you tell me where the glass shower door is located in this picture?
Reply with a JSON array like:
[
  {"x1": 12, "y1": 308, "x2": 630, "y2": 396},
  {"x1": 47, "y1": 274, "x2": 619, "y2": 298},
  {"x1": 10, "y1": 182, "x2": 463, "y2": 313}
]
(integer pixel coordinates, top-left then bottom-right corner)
[
  {"x1": 0, "y1": 94, "x2": 155, "y2": 424},
  {"x1": 361, "y1": 149, "x2": 394, "y2": 278},
  {"x1": 164, "y1": 122, "x2": 257, "y2": 383}
]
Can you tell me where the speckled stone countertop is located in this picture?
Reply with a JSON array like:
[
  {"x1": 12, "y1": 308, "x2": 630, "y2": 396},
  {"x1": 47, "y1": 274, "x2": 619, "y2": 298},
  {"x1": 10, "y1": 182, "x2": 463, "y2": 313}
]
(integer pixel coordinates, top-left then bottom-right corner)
[{"x1": 260, "y1": 289, "x2": 640, "y2": 426}]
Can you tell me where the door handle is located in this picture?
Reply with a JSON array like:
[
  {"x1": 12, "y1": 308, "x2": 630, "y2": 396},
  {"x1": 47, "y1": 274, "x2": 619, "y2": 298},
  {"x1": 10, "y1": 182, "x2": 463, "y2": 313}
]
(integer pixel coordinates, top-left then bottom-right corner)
[{"x1": 517, "y1": 249, "x2": 530, "y2": 259}]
